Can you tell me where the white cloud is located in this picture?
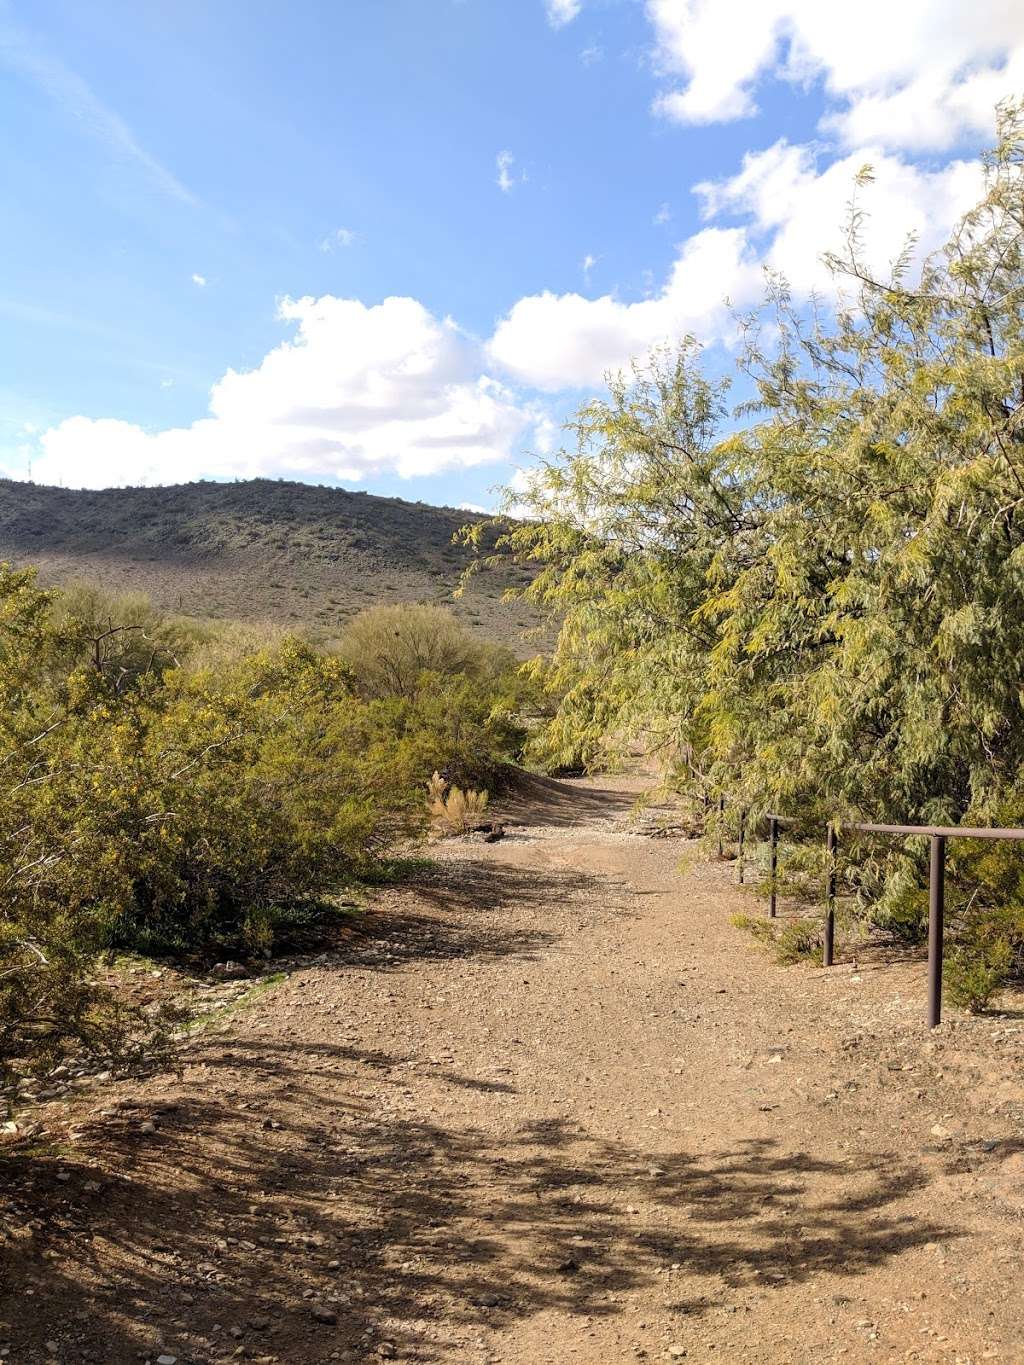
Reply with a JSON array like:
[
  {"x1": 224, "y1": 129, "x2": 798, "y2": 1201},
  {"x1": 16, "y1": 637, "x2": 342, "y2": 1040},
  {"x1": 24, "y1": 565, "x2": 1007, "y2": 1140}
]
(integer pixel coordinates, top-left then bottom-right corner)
[
  {"x1": 19, "y1": 296, "x2": 540, "y2": 489},
  {"x1": 546, "y1": 0, "x2": 582, "y2": 28},
  {"x1": 489, "y1": 227, "x2": 760, "y2": 390},
  {"x1": 532, "y1": 416, "x2": 559, "y2": 455},
  {"x1": 496, "y1": 150, "x2": 521, "y2": 193},
  {"x1": 191, "y1": 273, "x2": 207, "y2": 287},
  {"x1": 580, "y1": 44, "x2": 603, "y2": 66},
  {"x1": 646, "y1": 0, "x2": 1024, "y2": 151},
  {"x1": 484, "y1": 1, "x2": 996, "y2": 397},
  {"x1": 695, "y1": 140, "x2": 982, "y2": 296},
  {"x1": 823, "y1": 51, "x2": 1024, "y2": 152},
  {"x1": 488, "y1": 142, "x2": 982, "y2": 392},
  {"x1": 320, "y1": 227, "x2": 357, "y2": 252},
  {"x1": 581, "y1": 252, "x2": 597, "y2": 280},
  {"x1": 457, "y1": 501, "x2": 489, "y2": 514}
]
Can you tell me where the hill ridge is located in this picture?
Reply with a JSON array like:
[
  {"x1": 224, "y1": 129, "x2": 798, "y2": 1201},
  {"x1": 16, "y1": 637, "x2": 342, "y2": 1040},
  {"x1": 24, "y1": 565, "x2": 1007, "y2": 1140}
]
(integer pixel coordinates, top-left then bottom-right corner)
[{"x1": 0, "y1": 477, "x2": 534, "y2": 641}]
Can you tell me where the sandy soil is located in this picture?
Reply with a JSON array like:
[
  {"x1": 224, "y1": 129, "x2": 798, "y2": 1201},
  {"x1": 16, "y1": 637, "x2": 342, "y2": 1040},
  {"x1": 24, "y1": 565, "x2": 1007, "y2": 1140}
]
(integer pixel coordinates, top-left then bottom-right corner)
[{"x1": 3, "y1": 774, "x2": 1024, "y2": 1364}]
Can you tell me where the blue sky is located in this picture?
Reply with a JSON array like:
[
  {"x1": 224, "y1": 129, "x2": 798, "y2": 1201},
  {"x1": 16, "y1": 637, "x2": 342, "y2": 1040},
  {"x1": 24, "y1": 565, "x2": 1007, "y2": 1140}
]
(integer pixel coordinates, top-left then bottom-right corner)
[{"x1": 1, "y1": 0, "x2": 1021, "y2": 508}]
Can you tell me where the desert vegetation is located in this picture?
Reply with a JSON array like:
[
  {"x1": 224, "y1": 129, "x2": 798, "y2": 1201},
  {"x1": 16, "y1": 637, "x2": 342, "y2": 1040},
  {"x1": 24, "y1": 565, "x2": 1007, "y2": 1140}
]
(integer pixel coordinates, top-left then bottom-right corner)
[
  {"x1": 5, "y1": 110, "x2": 1024, "y2": 1106},
  {"x1": 469, "y1": 106, "x2": 1024, "y2": 1011},
  {"x1": 0, "y1": 580, "x2": 531, "y2": 1082}
]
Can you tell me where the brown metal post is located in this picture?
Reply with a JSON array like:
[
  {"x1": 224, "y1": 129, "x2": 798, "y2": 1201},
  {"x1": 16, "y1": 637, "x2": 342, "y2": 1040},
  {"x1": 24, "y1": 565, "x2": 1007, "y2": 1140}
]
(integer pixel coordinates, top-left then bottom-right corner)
[
  {"x1": 769, "y1": 817, "x2": 778, "y2": 918},
  {"x1": 738, "y1": 809, "x2": 746, "y2": 883},
  {"x1": 717, "y1": 795, "x2": 724, "y2": 858},
  {"x1": 824, "y1": 824, "x2": 837, "y2": 966},
  {"x1": 928, "y1": 835, "x2": 945, "y2": 1028}
]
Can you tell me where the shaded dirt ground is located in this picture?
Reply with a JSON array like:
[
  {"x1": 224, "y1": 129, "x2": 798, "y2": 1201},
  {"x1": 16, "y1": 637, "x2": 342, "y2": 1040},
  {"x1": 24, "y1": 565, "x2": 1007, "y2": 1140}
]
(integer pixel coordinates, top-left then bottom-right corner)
[{"x1": 3, "y1": 775, "x2": 1024, "y2": 1363}]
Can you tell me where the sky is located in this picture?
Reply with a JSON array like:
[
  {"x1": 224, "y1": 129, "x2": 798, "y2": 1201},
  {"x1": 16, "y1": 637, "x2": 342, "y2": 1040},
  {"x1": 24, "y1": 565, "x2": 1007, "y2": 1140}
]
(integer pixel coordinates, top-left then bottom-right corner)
[{"x1": 0, "y1": 0, "x2": 1022, "y2": 509}]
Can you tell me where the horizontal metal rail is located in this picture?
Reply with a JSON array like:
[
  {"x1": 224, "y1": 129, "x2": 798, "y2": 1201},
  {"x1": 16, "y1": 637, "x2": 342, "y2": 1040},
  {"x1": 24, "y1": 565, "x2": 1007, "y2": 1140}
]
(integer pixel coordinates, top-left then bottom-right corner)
[{"x1": 848, "y1": 821, "x2": 1024, "y2": 841}]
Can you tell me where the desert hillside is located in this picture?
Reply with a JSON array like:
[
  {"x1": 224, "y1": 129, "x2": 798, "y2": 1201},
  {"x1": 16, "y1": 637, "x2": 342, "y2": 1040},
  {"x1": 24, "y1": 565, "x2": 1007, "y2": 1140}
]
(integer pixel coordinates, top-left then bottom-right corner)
[{"x1": 0, "y1": 478, "x2": 538, "y2": 642}]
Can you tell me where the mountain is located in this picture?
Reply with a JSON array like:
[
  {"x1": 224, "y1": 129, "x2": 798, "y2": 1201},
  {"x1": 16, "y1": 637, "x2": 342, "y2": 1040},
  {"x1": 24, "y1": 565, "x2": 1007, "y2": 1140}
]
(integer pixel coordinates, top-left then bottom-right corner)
[{"x1": 0, "y1": 478, "x2": 540, "y2": 644}]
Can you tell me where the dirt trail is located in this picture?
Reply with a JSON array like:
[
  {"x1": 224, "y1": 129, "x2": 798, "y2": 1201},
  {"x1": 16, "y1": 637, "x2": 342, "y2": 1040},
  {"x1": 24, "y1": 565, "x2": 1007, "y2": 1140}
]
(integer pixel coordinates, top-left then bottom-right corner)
[{"x1": 4, "y1": 775, "x2": 1024, "y2": 1363}]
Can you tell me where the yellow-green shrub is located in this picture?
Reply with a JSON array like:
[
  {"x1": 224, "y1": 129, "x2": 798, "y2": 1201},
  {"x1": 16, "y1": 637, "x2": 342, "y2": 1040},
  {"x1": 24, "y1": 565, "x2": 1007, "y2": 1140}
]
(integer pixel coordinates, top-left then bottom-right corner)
[{"x1": 0, "y1": 566, "x2": 528, "y2": 1078}]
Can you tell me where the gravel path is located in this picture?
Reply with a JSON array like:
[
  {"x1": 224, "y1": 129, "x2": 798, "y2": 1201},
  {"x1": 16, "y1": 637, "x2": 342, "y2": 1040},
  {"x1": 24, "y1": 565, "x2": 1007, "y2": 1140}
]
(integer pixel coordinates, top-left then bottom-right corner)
[{"x1": 3, "y1": 774, "x2": 1023, "y2": 1363}]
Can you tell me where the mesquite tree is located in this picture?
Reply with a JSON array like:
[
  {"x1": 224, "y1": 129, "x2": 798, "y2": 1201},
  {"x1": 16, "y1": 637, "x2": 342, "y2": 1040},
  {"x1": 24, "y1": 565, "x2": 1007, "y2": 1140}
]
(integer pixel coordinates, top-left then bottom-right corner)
[{"x1": 472, "y1": 104, "x2": 1024, "y2": 969}]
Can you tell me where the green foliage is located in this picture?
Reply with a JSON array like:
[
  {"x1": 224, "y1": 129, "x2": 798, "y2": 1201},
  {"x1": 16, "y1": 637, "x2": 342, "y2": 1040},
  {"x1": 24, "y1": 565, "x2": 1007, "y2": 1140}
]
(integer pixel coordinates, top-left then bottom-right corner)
[
  {"x1": 731, "y1": 911, "x2": 823, "y2": 965},
  {"x1": 865, "y1": 881, "x2": 929, "y2": 947},
  {"x1": 945, "y1": 939, "x2": 1013, "y2": 1013},
  {"x1": 0, "y1": 571, "x2": 525, "y2": 1079},
  {"x1": 775, "y1": 920, "x2": 825, "y2": 966},
  {"x1": 943, "y1": 832, "x2": 1024, "y2": 1009},
  {"x1": 469, "y1": 107, "x2": 1024, "y2": 992},
  {"x1": 336, "y1": 604, "x2": 536, "y2": 785},
  {"x1": 730, "y1": 912, "x2": 775, "y2": 944},
  {"x1": 338, "y1": 603, "x2": 515, "y2": 699},
  {"x1": 52, "y1": 580, "x2": 202, "y2": 683}
]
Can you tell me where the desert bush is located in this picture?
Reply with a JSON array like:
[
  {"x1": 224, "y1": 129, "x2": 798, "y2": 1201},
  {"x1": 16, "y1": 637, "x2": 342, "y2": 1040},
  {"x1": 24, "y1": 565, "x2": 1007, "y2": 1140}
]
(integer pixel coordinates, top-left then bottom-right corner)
[
  {"x1": 51, "y1": 580, "x2": 204, "y2": 686},
  {"x1": 865, "y1": 881, "x2": 930, "y2": 947},
  {"x1": 775, "y1": 920, "x2": 824, "y2": 966},
  {"x1": 730, "y1": 912, "x2": 775, "y2": 945},
  {"x1": 731, "y1": 912, "x2": 822, "y2": 965},
  {"x1": 337, "y1": 603, "x2": 515, "y2": 700},
  {"x1": 939, "y1": 835, "x2": 1024, "y2": 1009},
  {"x1": 0, "y1": 567, "x2": 530, "y2": 1080},
  {"x1": 945, "y1": 940, "x2": 1012, "y2": 1013}
]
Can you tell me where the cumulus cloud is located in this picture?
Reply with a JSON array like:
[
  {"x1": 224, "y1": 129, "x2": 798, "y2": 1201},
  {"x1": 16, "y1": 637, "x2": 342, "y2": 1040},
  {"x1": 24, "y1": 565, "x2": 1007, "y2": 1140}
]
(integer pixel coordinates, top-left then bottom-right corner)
[
  {"x1": 823, "y1": 51, "x2": 1024, "y2": 152},
  {"x1": 21, "y1": 296, "x2": 539, "y2": 489},
  {"x1": 489, "y1": 228, "x2": 760, "y2": 390},
  {"x1": 488, "y1": 143, "x2": 982, "y2": 392},
  {"x1": 191, "y1": 273, "x2": 207, "y2": 287},
  {"x1": 482, "y1": 0, "x2": 997, "y2": 395},
  {"x1": 546, "y1": 0, "x2": 582, "y2": 28},
  {"x1": 695, "y1": 140, "x2": 982, "y2": 296},
  {"x1": 646, "y1": 0, "x2": 1024, "y2": 151}
]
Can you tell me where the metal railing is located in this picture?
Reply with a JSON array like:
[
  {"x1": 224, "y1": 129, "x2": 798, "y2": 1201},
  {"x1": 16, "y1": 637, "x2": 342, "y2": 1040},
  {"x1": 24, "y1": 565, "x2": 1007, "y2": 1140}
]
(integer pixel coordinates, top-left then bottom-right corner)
[{"x1": 728, "y1": 809, "x2": 1024, "y2": 1028}]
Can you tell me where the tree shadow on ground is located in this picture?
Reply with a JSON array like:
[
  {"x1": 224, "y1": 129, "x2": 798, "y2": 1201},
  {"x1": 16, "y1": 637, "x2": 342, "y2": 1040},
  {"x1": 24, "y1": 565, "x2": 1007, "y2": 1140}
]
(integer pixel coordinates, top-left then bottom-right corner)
[
  {"x1": 0, "y1": 1056, "x2": 957, "y2": 1364},
  {"x1": 0, "y1": 849, "x2": 956, "y2": 1363},
  {"x1": 490, "y1": 769, "x2": 639, "y2": 830},
  {"x1": 327, "y1": 860, "x2": 637, "y2": 976}
]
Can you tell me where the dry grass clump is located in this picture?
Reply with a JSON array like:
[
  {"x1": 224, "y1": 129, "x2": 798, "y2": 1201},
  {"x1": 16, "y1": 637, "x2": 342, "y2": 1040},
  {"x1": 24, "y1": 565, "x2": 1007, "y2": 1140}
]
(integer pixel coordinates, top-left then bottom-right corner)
[{"x1": 428, "y1": 771, "x2": 489, "y2": 835}]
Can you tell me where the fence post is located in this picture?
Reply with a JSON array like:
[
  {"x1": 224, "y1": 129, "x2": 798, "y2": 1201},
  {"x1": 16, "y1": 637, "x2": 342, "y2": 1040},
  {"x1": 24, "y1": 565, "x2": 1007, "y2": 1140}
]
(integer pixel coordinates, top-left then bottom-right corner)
[
  {"x1": 717, "y1": 795, "x2": 724, "y2": 859},
  {"x1": 769, "y1": 817, "x2": 778, "y2": 918},
  {"x1": 824, "y1": 823, "x2": 837, "y2": 966},
  {"x1": 928, "y1": 834, "x2": 946, "y2": 1028},
  {"x1": 738, "y1": 809, "x2": 746, "y2": 883}
]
